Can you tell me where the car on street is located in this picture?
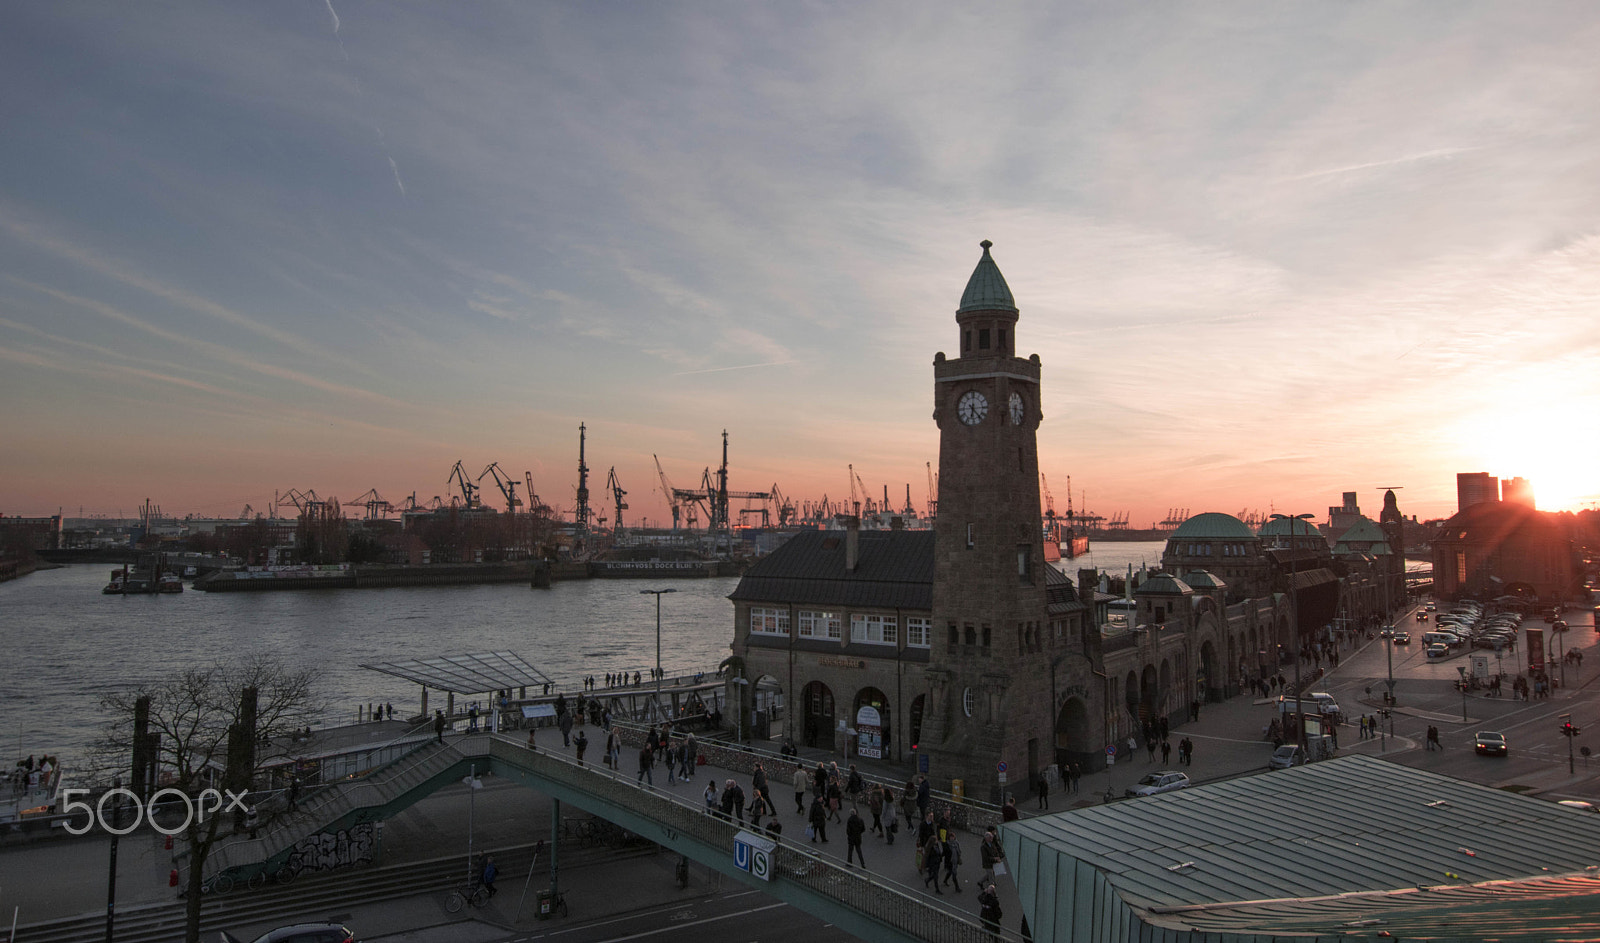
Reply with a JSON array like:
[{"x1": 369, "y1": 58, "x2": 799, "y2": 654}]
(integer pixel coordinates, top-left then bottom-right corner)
[
  {"x1": 1426, "y1": 602, "x2": 1437, "y2": 611},
  {"x1": 231, "y1": 925, "x2": 359, "y2": 943},
  {"x1": 1125, "y1": 771, "x2": 1190, "y2": 797},
  {"x1": 1417, "y1": 610, "x2": 1429, "y2": 621},
  {"x1": 1391, "y1": 631, "x2": 1411, "y2": 644},
  {"x1": 1474, "y1": 732, "x2": 1508, "y2": 756},
  {"x1": 1426, "y1": 642, "x2": 1450, "y2": 659},
  {"x1": 1268, "y1": 744, "x2": 1308, "y2": 769}
]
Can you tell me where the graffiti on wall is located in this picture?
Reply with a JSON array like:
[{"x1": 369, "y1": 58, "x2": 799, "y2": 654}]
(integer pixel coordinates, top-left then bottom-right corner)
[{"x1": 285, "y1": 823, "x2": 377, "y2": 874}]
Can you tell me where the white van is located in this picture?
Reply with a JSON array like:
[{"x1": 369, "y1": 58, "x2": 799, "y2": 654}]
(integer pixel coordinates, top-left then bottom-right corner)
[
  {"x1": 1278, "y1": 692, "x2": 1341, "y2": 718},
  {"x1": 1423, "y1": 631, "x2": 1464, "y2": 648}
]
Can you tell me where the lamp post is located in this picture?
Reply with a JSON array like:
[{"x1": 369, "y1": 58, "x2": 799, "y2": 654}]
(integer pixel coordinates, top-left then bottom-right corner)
[
  {"x1": 1456, "y1": 666, "x2": 1469, "y2": 722},
  {"x1": 639, "y1": 588, "x2": 677, "y2": 723},
  {"x1": 463, "y1": 764, "x2": 482, "y2": 885},
  {"x1": 1271, "y1": 512, "x2": 1315, "y2": 751}
]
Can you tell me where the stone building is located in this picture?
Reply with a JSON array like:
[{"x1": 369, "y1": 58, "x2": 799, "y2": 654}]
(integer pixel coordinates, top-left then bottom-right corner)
[{"x1": 1431, "y1": 500, "x2": 1580, "y2": 601}]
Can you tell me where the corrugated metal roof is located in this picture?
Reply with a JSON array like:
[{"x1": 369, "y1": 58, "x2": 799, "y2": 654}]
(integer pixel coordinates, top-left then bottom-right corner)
[
  {"x1": 1005, "y1": 755, "x2": 1600, "y2": 938},
  {"x1": 728, "y1": 529, "x2": 933, "y2": 610}
]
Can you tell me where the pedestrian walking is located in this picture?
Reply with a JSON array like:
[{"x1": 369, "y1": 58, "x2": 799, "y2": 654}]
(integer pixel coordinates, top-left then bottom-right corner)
[
  {"x1": 574, "y1": 730, "x2": 588, "y2": 766},
  {"x1": 1036, "y1": 772, "x2": 1049, "y2": 810},
  {"x1": 719, "y1": 780, "x2": 738, "y2": 822},
  {"x1": 1161, "y1": 739, "x2": 1172, "y2": 764},
  {"x1": 845, "y1": 764, "x2": 864, "y2": 798},
  {"x1": 978, "y1": 883, "x2": 1004, "y2": 939},
  {"x1": 481, "y1": 854, "x2": 498, "y2": 899},
  {"x1": 827, "y1": 779, "x2": 844, "y2": 823},
  {"x1": 1147, "y1": 736, "x2": 1158, "y2": 762},
  {"x1": 1002, "y1": 796, "x2": 1019, "y2": 822},
  {"x1": 286, "y1": 779, "x2": 300, "y2": 813},
  {"x1": 732, "y1": 780, "x2": 747, "y2": 822},
  {"x1": 901, "y1": 779, "x2": 919, "y2": 829},
  {"x1": 941, "y1": 834, "x2": 963, "y2": 892},
  {"x1": 637, "y1": 745, "x2": 655, "y2": 786},
  {"x1": 434, "y1": 709, "x2": 446, "y2": 743},
  {"x1": 749, "y1": 788, "x2": 768, "y2": 829},
  {"x1": 1070, "y1": 763, "x2": 1081, "y2": 794},
  {"x1": 795, "y1": 765, "x2": 809, "y2": 815},
  {"x1": 808, "y1": 795, "x2": 829, "y2": 843},
  {"x1": 979, "y1": 827, "x2": 1005, "y2": 887},
  {"x1": 868, "y1": 785, "x2": 885, "y2": 836},
  {"x1": 916, "y1": 775, "x2": 931, "y2": 817},
  {"x1": 922, "y1": 833, "x2": 944, "y2": 895},
  {"x1": 846, "y1": 807, "x2": 867, "y2": 867},
  {"x1": 606, "y1": 730, "x2": 620, "y2": 768},
  {"x1": 703, "y1": 781, "x2": 718, "y2": 813}
]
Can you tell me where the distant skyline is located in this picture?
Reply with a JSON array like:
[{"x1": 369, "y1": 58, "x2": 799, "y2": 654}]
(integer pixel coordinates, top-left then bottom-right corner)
[{"x1": 3, "y1": 3, "x2": 1598, "y2": 528}]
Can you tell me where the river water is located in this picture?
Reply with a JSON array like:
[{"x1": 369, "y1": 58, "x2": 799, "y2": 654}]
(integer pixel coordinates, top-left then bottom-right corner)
[{"x1": 1, "y1": 541, "x2": 1177, "y2": 771}]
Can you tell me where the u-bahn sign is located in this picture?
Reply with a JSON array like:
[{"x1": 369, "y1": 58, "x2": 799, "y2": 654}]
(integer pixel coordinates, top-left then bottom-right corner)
[{"x1": 734, "y1": 830, "x2": 776, "y2": 882}]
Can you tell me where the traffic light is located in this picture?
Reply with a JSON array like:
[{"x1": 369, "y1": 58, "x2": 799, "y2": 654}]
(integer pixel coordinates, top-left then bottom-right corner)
[{"x1": 1561, "y1": 722, "x2": 1580, "y2": 738}]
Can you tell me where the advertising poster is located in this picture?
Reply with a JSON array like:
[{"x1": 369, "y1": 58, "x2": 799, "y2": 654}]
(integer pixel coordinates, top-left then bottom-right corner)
[
  {"x1": 855, "y1": 705, "x2": 882, "y2": 759},
  {"x1": 1527, "y1": 627, "x2": 1545, "y2": 675}
]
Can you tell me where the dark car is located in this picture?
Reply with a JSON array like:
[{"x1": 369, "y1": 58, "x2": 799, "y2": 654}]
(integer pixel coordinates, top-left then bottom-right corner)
[
  {"x1": 239, "y1": 925, "x2": 358, "y2": 943},
  {"x1": 1474, "y1": 732, "x2": 1508, "y2": 756}
]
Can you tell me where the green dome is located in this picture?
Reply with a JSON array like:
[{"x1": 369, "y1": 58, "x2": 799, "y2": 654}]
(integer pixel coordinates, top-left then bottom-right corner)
[
  {"x1": 1182, "y1": 570, "x2": 1226, "y2": 590},
  {"x1": 957, "y1": 240, "x2": 1017, "y2": 314},
  {"x1": 1169, "y1": 512, "x2": 1256, "y2": 540},
  {"x1": 1134, "y1": 574, "x2": 1193, "y2": 596},
  {"x1": 1258, "y1": 516, "x2": 1321, "y2": 537}
]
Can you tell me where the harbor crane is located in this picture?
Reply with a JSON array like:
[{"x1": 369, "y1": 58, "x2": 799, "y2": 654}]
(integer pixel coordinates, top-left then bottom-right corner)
[
  {"x1": 524, "y1": 472, "x2": 553, "y2": 518},
  {"x1": 653, "y1": 454, "x2": 683, "y2": 530},
  {"x1": 478, "y1": 462, "x2": 523, "y2": 513},
  {"x1": 277, "y1": 488, "x2": 319, "y2": 513},
  {"x1": 573, "y1": 424, "x2": 591, "y2": 553},
  {"x1": 606, "y1": 466, "x2": 628, "y2": 536},
  {"x1": 343, "y1": 488, "x2": 395, "y2": 520},
  {"x1": 1041, "y1": 472, "x2": 1058, "y2": 531},
  {"x1": 447, "y1": 460, "x2": 481, "y2": 509},
  {"x1": 926, "y1": 462, "x2": 938, "y2": 520}
]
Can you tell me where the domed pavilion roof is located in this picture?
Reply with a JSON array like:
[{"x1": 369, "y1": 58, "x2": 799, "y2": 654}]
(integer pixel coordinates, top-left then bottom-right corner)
[
  {"x1": 1169, "y1": 512, "x2": 1256, "y2": 540},
  {"x1": 1134, "y1": 573, "x2": 1193, "y2": 597}
]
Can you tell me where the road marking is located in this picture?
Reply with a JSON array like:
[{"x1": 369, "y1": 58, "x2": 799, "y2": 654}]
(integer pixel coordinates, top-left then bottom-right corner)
[{"x1": 592, "y1": 902, "x2": 788, "y2": 941}]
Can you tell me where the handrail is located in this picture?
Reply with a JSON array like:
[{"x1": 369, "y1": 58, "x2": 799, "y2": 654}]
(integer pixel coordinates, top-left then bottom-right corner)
[{"x1": 474, "y1": 733, "x2": 1018, "y2": 943}]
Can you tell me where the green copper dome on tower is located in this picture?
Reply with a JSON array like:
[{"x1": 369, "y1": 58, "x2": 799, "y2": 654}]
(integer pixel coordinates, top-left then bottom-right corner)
[{"x1": 957, "y1": 240, "x2": 1017, "y2": 314}]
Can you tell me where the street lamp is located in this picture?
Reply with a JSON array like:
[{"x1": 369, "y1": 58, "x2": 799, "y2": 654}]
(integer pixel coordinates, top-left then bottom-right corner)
[
  {"x1": 1456, "y1": 666, "x2": 1469, "y2": 722},
  {"x1": 1271, "y1": 512, "x2": 1315, "y2": 751},
  {"x1": 639, "y1": 589, "x2": 677, "y2": 723},
  {"x1": 463, "y1": 764, "x2": 483, "y2": 885}
]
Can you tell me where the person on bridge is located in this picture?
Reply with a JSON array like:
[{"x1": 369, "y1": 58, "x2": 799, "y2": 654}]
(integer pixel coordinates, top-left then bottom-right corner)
[
  {"x1": 916, "y1": 775, "x2": 931, "y2": 818},
  {"x1": 748, "y1": 788, "x2": 768, "y2": 830},
  {"x1": 434, "y1": 710, "x2": 446, "y2": 743},
  {"x1": 794, "y1": 766, "x2": 809, "y2": 815},
  {"x1": 921, "y1": 832, "x2": 944, "y2": 895},
  {"x1": 574, "y1": 730, "x2": 588, "y2": 766},
  {"x1": 845, "y1": 807, "x2": 867, "y2": 868},
  {"x1": 808, "y1": 794, "x2": 829, "y2": 843},
  {"x1": 867, "y1": 785, "x2": 885, "y2": 836},
  {"x1": 940, "y1": 832, "x2": 962, "y2": 892},
  {"x1": 481, "y1": 854, "x2": 497, "y2": 899},
  {"x1": 977, "y1": 883, "x2": 1003, "y2": 939},
  {"x1": 637, "y1": 744, "x2": 655, "y2": 786}
]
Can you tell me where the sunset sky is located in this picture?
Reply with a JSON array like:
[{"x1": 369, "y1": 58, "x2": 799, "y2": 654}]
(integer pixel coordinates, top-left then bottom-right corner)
[{"x1": 3, "y1": 3, "x2": 1598, "y2": 528}]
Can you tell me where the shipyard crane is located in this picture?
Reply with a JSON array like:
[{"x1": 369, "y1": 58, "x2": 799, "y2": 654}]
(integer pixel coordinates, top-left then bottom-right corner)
[
  {"x1": 926, "y1": 462, "x2": 938, "y2": 521},
  {"x1": 1041, "y1": 472, "x2": 1058, "y2": 529},
  {"x1": 278, "y1": 488, "x2": 318, "y2": 513},
  {"x1": 343, "y1": 488, "x2": 395, "y2": 520},
  {"x1": 478, "y1": 463, "x2": 523, "y2": 513},
  {"x1": 523, "y1": 472, "x2": 552, "y2": 518},
  {"x1": 573, "y1": 424, "x2": 591, "y2": 552},
  {"x1": 770, "y1": 485, "x2": 796, "y2": 527},
  {"x1": 903, "y1": 484, "x2": 915, "y2": 519},
  {"x1": 653, "y1": 455, "x2": 682, "y2": 530},
  {"x1": 447, "y1": 461, "x2": 481, "y2": 509},
  {"x1": 606, "y1": 466, "x2": 628, "y2": 535},
  {"x1": 238, "y1": 504, "x2": 254, "y2": 520}
]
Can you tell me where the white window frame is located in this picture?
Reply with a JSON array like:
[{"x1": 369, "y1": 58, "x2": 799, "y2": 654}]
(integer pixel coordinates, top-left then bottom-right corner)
[
  {"x1": 906, "y1": 617, "x2": 931, "y2": 648},
  {"x1": 749, "y1": 606, "x2": 789, "y2": 637},
  {"x1": 798, "y1": 610, "x2": 841, "y2": 640},
  {"x1": 850, "y1": 613, "x2": 898, "y2": 646}
]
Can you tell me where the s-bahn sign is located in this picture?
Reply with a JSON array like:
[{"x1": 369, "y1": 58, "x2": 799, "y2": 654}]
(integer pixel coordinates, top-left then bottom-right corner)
[{"x1": 734, "y1": 829, "x2": 776, "y2": 882}]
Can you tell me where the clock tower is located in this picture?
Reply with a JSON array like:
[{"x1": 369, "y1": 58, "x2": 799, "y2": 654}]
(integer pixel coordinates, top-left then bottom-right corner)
[{"x1": 921, "y1": 240, "x2": 1052, "y2": 800}]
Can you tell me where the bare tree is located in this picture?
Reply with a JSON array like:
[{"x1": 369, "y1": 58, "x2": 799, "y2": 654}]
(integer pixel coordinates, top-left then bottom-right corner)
[{"x1": 95, "y1": 657, "x2": 324, "y2": 943}]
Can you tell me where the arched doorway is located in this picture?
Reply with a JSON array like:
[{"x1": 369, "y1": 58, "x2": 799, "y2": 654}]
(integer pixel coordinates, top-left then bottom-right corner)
[
  {"x1": 1199, "y1": 640, "x2": 1219, "y2": 702},
  {"x1": 852, "y1": 687, "x2": 890, "y2": 760},
  {"x1": 749, "y1": 674, "x2": 783, "y2": 741},
  {"x1": 1055, "y1": 696, "x2": 1094, "y2": 769},
  {"x1": 1139, "y1": 664, "x2": 1159, "y2": 730},
  {"x1": 1123, "y1": 670, "x2": 1140, "y2": 728},
  {"x1": 802, "y1": 680, "x2": 834, "y2": 749}
]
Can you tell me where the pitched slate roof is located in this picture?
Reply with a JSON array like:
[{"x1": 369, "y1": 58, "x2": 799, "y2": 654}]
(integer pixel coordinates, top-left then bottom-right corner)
[{"x1": 728, "y1": 528, "x2": 934, "y2": 610}]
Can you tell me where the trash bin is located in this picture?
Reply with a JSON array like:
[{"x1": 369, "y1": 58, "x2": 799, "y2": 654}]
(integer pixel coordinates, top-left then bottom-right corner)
[
  {"x1": 536, "y1": 889, "x2": 555, "y2": 918},
  {"x1": 951, "y1": 778, "x2": 964, "y2": 802}
]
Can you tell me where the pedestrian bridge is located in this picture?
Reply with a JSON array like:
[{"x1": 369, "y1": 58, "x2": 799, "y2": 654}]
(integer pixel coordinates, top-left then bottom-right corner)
[{"x1": 204, "y1": 732, "x2": 1003, "y2": 943}]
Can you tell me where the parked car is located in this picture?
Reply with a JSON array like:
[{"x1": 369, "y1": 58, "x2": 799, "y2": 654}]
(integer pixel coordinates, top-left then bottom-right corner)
[
  {"x1": 1474, "y1": 732, "x2": 1508, "y2": 756},
  {"x1": 237, "y1": 925, "x2": 359, "y2": 943},
  {"x1": 1268, "y1": 744, "x2": 1308, "y2": 769},
  {"x1": 1426, "y1": 642, "x2": 1450, "y2": 659},
  {"x1": 1125, "y1": 771, "x2": 1190, "y2": 797}
]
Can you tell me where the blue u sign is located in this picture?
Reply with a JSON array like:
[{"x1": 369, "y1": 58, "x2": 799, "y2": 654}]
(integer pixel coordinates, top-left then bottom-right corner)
[{"x1": 733, "y1": 830, "x2": 776, "y2": 882}]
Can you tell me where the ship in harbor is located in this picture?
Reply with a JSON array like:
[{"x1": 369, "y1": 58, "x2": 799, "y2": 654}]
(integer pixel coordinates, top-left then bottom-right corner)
[{"x1": 101, "y1": 555, "x2": 184, "y2": 594}]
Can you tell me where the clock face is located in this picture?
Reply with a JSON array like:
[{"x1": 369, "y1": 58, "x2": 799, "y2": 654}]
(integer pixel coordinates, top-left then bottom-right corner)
[
  {"x1": 1009, "y1": 392, "x2": 1025, "y2": 425},
  {"x1": 957, "y1": 391, "x2": 988, "y2": 425}
]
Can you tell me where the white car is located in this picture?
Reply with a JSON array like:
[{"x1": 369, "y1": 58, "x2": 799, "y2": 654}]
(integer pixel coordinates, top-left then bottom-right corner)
[{"x1": 1125, "y1": 770, "x2": 1190, "y2": 797}]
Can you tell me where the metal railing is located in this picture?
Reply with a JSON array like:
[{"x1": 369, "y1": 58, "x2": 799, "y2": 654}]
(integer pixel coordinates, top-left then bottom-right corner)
[{"x1": 475, "y1": 733, "x2": 1017, "y2": 943}]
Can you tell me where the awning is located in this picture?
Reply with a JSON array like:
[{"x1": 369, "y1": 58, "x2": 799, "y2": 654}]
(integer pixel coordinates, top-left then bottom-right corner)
[{"x1": 361, "y1": 651, "x2": 552, "y2": 695}]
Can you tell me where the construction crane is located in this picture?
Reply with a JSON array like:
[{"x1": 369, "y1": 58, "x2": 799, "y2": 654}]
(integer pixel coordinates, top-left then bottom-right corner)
[
  {"x1": 478, "y1": 463, "x2": 523, "y2": 513},
  {"x1": 573, "y1": 424, "x2": 591, "y2": 552},
  {"x1": 653, "y1": 455, "x2": 682, "y2": 530},
  {"x1": 770, "y1": 485, "x2": 796, "y2": 527},
  {"x1": 606, "y1": 467, "x2": 628, "y2": 536},
  {"x1": 343, "y1": 488, "x2": 394, "y2": 520},
  {"x1": 1041, "y1": 472, "x2": 1058, "y2": 530},
  {"x1": 277, "y1": 488, "x2": 318, "y2": 513},
  {"x1": 902, "y1": 484, "x2": 915, "y2": 519},
  {"x1": 926, "y1": 462, "x2": 938, "y2": 521},
  {"x1": 447, "y1": 461, "x2": 481, "y2": 509},
  {"x1": 238, "y1": 504, "x2": 254, "y2": 520},
  {"x1": 523, "y1": 472, "x2": 552, "y2": 518}
]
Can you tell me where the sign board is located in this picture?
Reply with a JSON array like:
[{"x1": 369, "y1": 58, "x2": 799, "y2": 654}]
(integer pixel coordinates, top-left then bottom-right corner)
[
  {"x1": 1527, "y1": 628, "x2": 1546, "y2": 675},
  {"x1": 918, "y1": 754, "x2": 929, "y2": 773},
  {"x1": 521, "y1": 704, "x2": 557, "y2": 719},
  {"x1": 998, "y1": 772, "x2": 1007, "y2": 784},
  {"x1": 855, "y1": 705, "x2": 883, "y2": 759},
  {"x1": 733, "y1": 830, "x2": 775, "y2": 882},
  {"x1": 996, "y1": 761, "x2": 1008, "y2": 773},
  {"x1": 1471, "y1": 655, "x2": 1490, "y2": 679}
]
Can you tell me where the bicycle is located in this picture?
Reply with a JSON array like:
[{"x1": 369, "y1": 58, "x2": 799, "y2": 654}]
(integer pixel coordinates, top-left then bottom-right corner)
[{"x1": 444, "y1": 879, "x2": 491, "y2": 912}]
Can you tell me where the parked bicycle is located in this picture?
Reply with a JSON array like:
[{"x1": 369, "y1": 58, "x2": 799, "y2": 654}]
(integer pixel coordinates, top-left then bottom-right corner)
[{"x1": 444, "y1": 878, "x2": 490, "y2": 912}]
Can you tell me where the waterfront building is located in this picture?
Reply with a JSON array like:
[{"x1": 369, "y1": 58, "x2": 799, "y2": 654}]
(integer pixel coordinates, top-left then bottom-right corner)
[
  {"x1": 1431, "y1": 500, "x2": 1579, "y2": 601},
  {"x1": 1457, "y1": 471, "x2": 1500, "y2": 511}
]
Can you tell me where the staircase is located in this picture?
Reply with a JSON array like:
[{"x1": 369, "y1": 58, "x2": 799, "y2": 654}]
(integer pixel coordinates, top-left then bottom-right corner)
[{"x1": 203, "y1": 740, "x2": 465, "y2": 883}]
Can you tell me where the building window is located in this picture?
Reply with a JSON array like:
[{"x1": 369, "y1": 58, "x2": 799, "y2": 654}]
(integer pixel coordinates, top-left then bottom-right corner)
[
  {"x1": 962, "y1": 687, "x2": 975, "y2": 717},
  {"x1": 964, "y1": 623, "x2": 976, "y2": 646},
  {"x1": 850, "y1": 613, "x2": 898, "y2": 645},
  {"x1": 963, "y1": 330, "x2": 971, "y2": 351},
  {"x1": 981, "y1": 623, "x2": 992, "y2": 648},
  {"x1": 966, "y1": 523, "x2": 975, "y2": 549},
  {"x1": 1017, "y1": 544, "x2": 1033, "y2": 583},
  {"x1": 749, "y1": 607, "x2": 789, "y2": 637},
  {"x1": 998, "y1": 327, "x2": 1007, "y2": 351},
  {"x1": 948, "y1": 623, "x2": 959, "y2": 650},
  {"x1": 979, "y1": 328, "x2": 990, "y2": 349},
  {"x1": 798, "y1": 610, "x2": 841, "y2": 640},
  {"x1": 907, "y1": 617, "x2": 931, "y2": 648}
]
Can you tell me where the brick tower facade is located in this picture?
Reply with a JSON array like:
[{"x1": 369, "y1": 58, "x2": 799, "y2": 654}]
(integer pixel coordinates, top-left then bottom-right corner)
[{"x1": 920, "y1": 241, "x2": 1054, "y2": 802}]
